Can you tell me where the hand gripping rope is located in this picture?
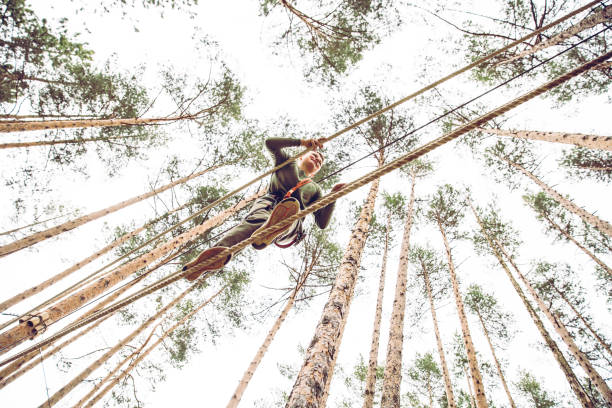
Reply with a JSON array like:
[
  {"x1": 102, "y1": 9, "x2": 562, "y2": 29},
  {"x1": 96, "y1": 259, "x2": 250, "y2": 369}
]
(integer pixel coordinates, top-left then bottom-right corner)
[{"x1": 2, "y1": 48, "x2": 609, "y2": 368}]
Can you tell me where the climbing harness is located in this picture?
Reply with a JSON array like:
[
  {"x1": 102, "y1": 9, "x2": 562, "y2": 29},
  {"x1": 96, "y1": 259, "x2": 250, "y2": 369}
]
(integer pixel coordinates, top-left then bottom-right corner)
[{"x1": 284, "y1": 178, "x2": 312, "y2": 199}]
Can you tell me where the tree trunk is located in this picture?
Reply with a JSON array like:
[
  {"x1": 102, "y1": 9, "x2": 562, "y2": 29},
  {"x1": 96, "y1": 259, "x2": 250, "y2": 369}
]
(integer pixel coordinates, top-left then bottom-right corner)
[
  {"x1": 381, "y1": 171, "x2": 417, "y2": 408},
  {"x1": 37, "y1": 281, "x2": 199, "y2": 408},
  {"x1": 0, "y1": 115, "x2": 188, "y2": 133},
  {"x1": 551, "y1": 284, "x2": 612, "y2": 359},
  {"x1": 362, "y1": 214, "x2": 390, "y2": 408},
  {"x1": 476, "y1": 127, "x2": 612, "y2": 151},
  {"x1": 437, "y1": 220, "x2": 488, "y2": 408},
  {"x1": 0, "y1": 225, "x2": 146, "y2": 313},
  {"x1": 539, "y1": 211, "x2": 612, "y2": 276},
  {"x1": 0, "y1": 253, "x2": 171, "y2": 388},
  {"x1": 501, "y1": 155, "x2": 612, "y2": 238},
  {"x1": 499, "y1": 246, "x2": 612, "y2": 405},
  {"x1": 422, "y1": 259, "x2": 457, "y2": 408},
  {"x1": 475, "y1": 312, "x2": 517, "y2": 408},
  {"x1": 0, "y1": 133, "x2": 145, "y2": 149},
  {"x1": 0, "y1": 214, "x2": 66, "y2": 237},
  {"x1": 227, "y1": 267, "x2": 313, "y2": 408},
  {"x1": 286, "y1": 178, "x2": 380, "y2": 408},
  {"x1": 0, "y1": 162, "x2": 224, "y2": 257},
  {"x1": 77, "y1": 285, "x2": 225, "y2": 408},
  {"x1": 464, "y1": 365, "x2": 477, "y2": 408},
  {"x1": 0, "y1": 190, "x2": 262, "y2": 353},
  {"x1": 469, "y1": 203, "x2": 594, "y2": 408},
  {"x1": 497, "y1": 5, "x2": 612, "y2": 66}
]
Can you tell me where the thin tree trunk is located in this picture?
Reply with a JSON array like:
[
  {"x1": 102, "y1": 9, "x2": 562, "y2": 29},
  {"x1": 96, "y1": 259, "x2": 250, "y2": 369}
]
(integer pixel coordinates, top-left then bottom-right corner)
[
  {"x1": 497, "y1": 5, "x2": 612, "y2": 66},
  {"x1": 362, "y1": 214, "x2": 390, "y2": 408},
  {"x1": 286, "y1": 178, "x2": 380, "y2": 408},
  {"x1": 498, "y1": 246, "x2": 612, "y2": 405},
  {"x1": 437, "y1": 220, "x2": 488, "y2": 408},
  {"x1": 469, "y1": 202, "x2": 594, "y2": 408},
  {"x1": 0, "y1": 112, "x2": 203, "y2": 133},
  {"x1": 0, "y1": 253, "x2": 172, "y2": 388},
  {"x1": 0, "y1": 133, "x2": 145, "y2": 149},
  {"x1": 427, "y1": 377, "x2": 433, "y2": 408},
  {"x1": 464, "y1": 365, "x2": 477, "y2": 408},
  {"x1": 381, "y1": 171, "x2": 417, "y2": 408},
  {"x1": 0, "y1": 194, "x2": 199, "y2": 314},
  {"x1": 0, "y1": 162, "x2": 224, "y2": 257},
  {"x1": 38, "y1": 281, "x2": 199, "y2": 407},
  {"x1": 475, "y1": 312, "x2": 517, "y2": 408},
  {"x1": 501, "y1": 155, "x2": 612, "y2": 238},
  {"x1": 228, "y1": 269, "x2": 312, "y2": 408},
  {"x1": 0, "y1": 225, "x2": 146, "y2": 313},
  {"x1": 539, "y1": 211, "x2": 612, "y2": 276},
  {"x1": 77, "y1": 285, "x2": 226, "y2": 408},
  {"x1": 0, "y1": 190, "x2": 263, "y2": 353},
  {"x1": 0, "y1": 214, "x2": 66, "y2": 237},
  {"x1": 476, "y1": 127, "x2": 612, "y2": 151},
  {"x1": 422, "y1": 260, "x2": 457, "y2": 408},
  {"x1": 551, "y1": 284, "x2": 612, "y2": 359}
]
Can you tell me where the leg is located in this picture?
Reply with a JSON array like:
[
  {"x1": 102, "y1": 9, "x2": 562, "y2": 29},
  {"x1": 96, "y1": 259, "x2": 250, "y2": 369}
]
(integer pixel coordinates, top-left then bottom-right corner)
[{"x1": 215, "y1": 207, "x2": 271, "y2": 248}]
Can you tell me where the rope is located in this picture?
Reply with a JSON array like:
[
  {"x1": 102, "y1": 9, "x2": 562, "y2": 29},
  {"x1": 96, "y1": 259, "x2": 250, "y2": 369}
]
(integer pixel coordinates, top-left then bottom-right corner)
[
  {"x1": 317, "y1": 25, "x2": 610, "y2": 184},
  {"x1": 3, "y1": 48, "x2": 608, "y2": 368},
  {"x1": 4, "y1": 0, "x2": 594, "y2": 332}
]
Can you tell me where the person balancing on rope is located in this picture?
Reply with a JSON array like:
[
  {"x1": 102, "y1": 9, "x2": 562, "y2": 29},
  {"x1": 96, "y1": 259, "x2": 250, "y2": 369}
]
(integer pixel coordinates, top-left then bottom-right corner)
[{"x1": 183, "y1": 137, "x2": 345, "y2": 281}]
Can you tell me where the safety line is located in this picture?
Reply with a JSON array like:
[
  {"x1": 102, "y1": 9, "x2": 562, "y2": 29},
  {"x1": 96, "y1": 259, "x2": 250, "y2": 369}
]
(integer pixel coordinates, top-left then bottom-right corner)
[
  {"x1": 3, "y1": 48, "x2": 608, "y2": 368},
  {"x1": 318, "y1": 25, "x2": 610, "y2": 183},
  {"x1": 4, "y1": 0, "x2": 594, "y2": 334}
]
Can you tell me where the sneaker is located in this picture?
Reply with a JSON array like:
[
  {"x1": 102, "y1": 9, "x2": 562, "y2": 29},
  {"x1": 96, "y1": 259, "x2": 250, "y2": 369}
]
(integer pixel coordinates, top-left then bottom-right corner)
[
  {"x1": 183, "y1": 246, "x2": 231, "y2": 281},
  {"x1": 251, "y1": 198, "x2": 300, "y2": 250}
]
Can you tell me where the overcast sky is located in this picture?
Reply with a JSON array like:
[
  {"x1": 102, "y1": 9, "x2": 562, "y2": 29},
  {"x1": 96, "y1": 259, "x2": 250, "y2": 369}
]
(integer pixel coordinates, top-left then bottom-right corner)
[{"x1": 1, "y1": 1, "x2": 611, "y2": 407}]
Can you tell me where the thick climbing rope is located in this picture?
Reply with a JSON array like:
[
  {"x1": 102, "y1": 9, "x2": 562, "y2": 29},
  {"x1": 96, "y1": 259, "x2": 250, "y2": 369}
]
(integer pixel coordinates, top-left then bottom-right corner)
[
  {"x1": 3, "y1": 0, "x2": 595, "y2": 333},
  {"x1": 3, "y1": 49, "x2": 608, "y2": 368},
  {"x1": 317, "y1": 24, "x2": 610, "y2": 184}
]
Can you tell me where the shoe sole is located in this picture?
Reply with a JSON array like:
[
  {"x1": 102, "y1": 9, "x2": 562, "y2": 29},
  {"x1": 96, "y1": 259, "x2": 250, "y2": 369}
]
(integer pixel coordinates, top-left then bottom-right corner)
[
  {"x1": 183, "y1": 246, "x2": 231, "y2": 281},
  {"x1": 251, "y1": 199, "x2": 300, "y2": 249}
]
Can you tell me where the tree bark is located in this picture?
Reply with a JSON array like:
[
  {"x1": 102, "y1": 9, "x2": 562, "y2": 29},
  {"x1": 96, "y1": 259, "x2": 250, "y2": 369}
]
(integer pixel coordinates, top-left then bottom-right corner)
[
  {"x1": 37, "y1": 281, "x2": 199, "y2": 407},
  {"x1": 0, "y1": 214, "x2": 66, "y2": 237},
  {"x1": 464, "y1": 365, "x2": 477, "y2": 408},
  {"x1": 551, "y1": 284, "x2": 612, "y2": 359},
  {"x1": 286, "y1": 178, "x2": 380, "y2": 408},
  {"x1": 501, "y1": 155, "x2": 612, "y2": 238},
  {"x1": 381, "y1": 171, "x2": 417, "y2": 408},
  {"x1": 421, "y1": 260, "x2": 457, "y2": 408},
  {"x1": 497, "y1": 5, "x2": 612, "y2": 65},
  {"x1": 475, "y1": 312, "x2": 517, "y2": 408},
  {"x1": 437, "y1": 220, "x2": 488, "y2": 408},
  {"x1": 0, "y1": 190, "x2": 263, "y2": 353},
  {"x1": 0, "y1": 133, "x2": 145, "y2": 149},
  {"x1": 539, "y1": 211, "x2": 612, "y2": 276},
  {"x1": 499, "y1": 246, "x2": 612, "y2": 405},
  {"x1": 0, "y1": 162, "x2": 224, "y2": 257},
  {"x1": 227, "y1": 267, "x2": 313, "y2": 408},
  {"x1": 469, "y1": 202, "x2": 594, "y2": 408},
  {"x1": 362, "y1": 214, "x2": 390, "y2": 408},
  {"x1": 476, "y1": 127, "x2": 612, "y2": 151},
  {"x1": 77, "y1": 285, "x2": 225, "y2": 408}
]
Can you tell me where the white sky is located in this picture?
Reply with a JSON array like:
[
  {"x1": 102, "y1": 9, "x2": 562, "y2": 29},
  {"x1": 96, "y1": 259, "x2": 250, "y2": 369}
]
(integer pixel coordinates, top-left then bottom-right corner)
[{"x1": 0, "y1": 1, "x2": 611, "y2": 407}]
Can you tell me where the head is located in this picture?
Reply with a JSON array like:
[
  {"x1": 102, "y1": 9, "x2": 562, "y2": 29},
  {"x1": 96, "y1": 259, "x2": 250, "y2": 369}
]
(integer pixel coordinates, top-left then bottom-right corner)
[{"x1": 298, "y1": 151, "x2": 324, "y2": 176}]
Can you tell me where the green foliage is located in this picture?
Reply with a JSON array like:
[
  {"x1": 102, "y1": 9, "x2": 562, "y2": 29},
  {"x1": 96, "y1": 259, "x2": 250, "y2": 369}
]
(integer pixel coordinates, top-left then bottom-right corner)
[
  {"x1": 405, "y1": 352, "x2": 445, "y2": 408},
  {"x1": 458, "y1": 1, "x2": 611, "y2": 104},
  {"x1": 425, "y1": 184, "x2": 467, "y2": 238},
  {"x1": 515, "y1": 370, "x2": 558, "y2": 408},
  {"x1": 464, "y1": 284, "x2": 514, "y2": 341},
  {"x1": 409, "y1": 245, "x2": 451, "y2": 300},
  {"x1": 559, "y1": 147, "x2": 612, "y2": 183},
  {"x1": 483, "y1": 139, "x2": 536, "y2": 191},
  {"x1": 260, "y1": 0, "x2": 400, "y2": 85},
  {"x1": 470, "y1": 201, "x2": 522, "y2": 259},
  {"x1": 523, "y1": 192, "x2": 611, "y2": 254}
]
